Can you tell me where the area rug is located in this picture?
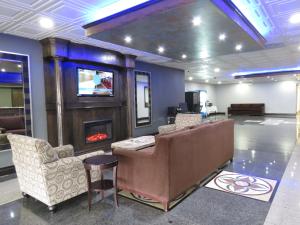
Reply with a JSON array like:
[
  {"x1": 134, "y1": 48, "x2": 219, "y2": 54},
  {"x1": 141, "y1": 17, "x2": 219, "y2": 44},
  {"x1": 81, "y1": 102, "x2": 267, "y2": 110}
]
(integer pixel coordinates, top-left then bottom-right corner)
[
  {"x1": 205, "y1": 171, "x2": 277, "y2": 202},
  {"x1": 118, "y1": 186, "x2": 197, "y2": 210},
  {"x1": 0, "y1": 178, "x2": 22, "y2": 205}
]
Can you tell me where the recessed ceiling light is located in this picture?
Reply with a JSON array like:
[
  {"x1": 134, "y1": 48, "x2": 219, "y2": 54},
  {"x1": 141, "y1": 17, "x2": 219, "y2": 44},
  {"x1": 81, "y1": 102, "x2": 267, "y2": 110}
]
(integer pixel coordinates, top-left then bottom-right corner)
[
  {"x1": 192, "y1": 16, "x2": 201, "y2": 26},
  {"x1": 217, "y1": 81, "x2": 222, "y2": 84},
  {"x1": 39, "y1": 17, "x2": 54, "y2": 29},
  {"x1": 289, "y1": 13, "x2": 300, "y2": 24},
  {"x1": 188, "y1": 76, "x2": 193, "y2": 81},
  {"x1": 124, "y1": 35, "x2": 132, "y2": 43},
  {"x1": 158, "y1": 46, "x2": 165, "y2": 53},
  {"x1": 182, "y1": 54, "x2": 187, "y2": 59},
  {"x1": 214, "y1": 68, "x2": 220, "y2": 73},
  {"x1": 200, "y1": 51, "x2": 209, "y2": 59},
  {"x1": 205, "y1": 79, "x2": 209, "y2": 83},
  {"x1": 17, "y1": 64, "x2": 22, "y2": 68},
  {"x1": 219, "y1": 33, "x2": 226, "y2": 41},
  {"x1": 235, "y1": 44, "x2": 243, "y2": 51},
  {"x1": 1, "y1": 68, "x2": 6, "y2": 72}
]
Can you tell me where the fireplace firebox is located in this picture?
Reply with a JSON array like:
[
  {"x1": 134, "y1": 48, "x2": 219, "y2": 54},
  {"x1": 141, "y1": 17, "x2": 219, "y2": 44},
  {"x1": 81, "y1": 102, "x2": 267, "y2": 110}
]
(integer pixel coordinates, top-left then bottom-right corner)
[{"x1": 84, "y1": 119, "x2": 112, "y2": 144}]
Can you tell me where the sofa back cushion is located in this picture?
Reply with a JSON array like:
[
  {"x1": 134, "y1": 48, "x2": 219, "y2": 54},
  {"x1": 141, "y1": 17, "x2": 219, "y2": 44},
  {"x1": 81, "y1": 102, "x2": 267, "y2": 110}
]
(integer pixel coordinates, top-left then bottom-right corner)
[
  {"x1": 155, "y1": 119, "x2": 234, "y2": 200},
  {"x1": 0, "y1": 116, "x2": 24, "y2": 131},
  {"x1": 175, "y1": 113, "x2": 201, "y2": 130}
]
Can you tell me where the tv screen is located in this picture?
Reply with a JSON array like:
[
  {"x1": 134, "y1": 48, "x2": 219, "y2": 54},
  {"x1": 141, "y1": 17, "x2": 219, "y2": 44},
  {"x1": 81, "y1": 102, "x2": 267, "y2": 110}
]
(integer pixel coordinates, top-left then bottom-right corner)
[{"x1": 77, "y1": 68, "x2": 113, "y2": 96}]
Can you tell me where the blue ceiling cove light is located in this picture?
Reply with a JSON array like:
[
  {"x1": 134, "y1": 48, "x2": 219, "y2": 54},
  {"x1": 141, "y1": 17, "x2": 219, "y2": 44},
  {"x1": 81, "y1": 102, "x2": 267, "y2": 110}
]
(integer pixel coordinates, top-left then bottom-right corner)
[
  {"x1": 229, "y1": 0, "x2": 272, "y2": 38},
  {"x1": 232, "y1": 67, "x2": 300, "y2": 77},
  {"x1": 87, "y1": 0, "x2": 153, "y2": 23}
]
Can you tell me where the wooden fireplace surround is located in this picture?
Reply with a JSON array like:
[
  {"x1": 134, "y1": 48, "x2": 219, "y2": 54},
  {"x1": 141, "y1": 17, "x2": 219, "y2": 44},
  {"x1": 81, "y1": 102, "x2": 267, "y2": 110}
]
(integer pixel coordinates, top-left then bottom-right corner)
[{"x1": 41, "y1": 38, "x2": 136, "y2": 154}]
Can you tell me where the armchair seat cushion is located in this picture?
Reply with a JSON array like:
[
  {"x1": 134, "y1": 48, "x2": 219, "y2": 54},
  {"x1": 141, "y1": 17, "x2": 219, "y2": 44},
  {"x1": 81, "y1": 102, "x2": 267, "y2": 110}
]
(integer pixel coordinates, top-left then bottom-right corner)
[
  {"x1": 35, "y1": 139, "x2": 59, "y2": 164},
  {"x1": 158, "y1": 113, "x2": 202, "y2": 134},
  {"x1": 53, "y1": 145, "x2": 74, "y2": 158}
]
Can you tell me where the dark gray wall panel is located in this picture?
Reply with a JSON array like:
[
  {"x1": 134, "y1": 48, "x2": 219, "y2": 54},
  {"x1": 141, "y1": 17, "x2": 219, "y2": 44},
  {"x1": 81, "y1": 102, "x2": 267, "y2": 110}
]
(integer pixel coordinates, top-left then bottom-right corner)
[{"x1": 133, "y1": 61, "x2": 185, "y2": 136}]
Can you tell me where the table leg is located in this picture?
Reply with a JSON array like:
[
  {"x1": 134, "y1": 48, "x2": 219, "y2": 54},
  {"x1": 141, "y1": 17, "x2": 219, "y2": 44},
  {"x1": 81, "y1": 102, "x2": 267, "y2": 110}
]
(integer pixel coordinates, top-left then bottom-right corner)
[
  {"x1": 100, "y1": 170, "x2": 104, "y2": 200},
  {"x1": 85, "y1": 169, "x2": 92, "y2": 211},
  {"x1": 113, "y1": 166, "x2": 119, "y2": 208}
]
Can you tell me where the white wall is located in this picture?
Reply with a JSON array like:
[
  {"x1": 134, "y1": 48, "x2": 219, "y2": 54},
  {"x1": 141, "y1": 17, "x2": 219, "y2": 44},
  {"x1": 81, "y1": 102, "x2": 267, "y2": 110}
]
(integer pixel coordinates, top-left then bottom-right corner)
[
  {"x1": 215, "y1": 81, "x2": 297, "y2": 114},
  {"x1": 185, "y1": 82, "x2": 217, "y2": 105}
]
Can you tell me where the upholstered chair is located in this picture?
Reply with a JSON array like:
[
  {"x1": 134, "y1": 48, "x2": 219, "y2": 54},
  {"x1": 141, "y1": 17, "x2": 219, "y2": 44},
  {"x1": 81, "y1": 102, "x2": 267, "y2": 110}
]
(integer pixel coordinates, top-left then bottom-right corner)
[
  {"x1": 158, "y1": 113, "x2": 202, "y2": 134},
  {"x1": 7, "y1": 134, "x2": 104, "y2": 211}
]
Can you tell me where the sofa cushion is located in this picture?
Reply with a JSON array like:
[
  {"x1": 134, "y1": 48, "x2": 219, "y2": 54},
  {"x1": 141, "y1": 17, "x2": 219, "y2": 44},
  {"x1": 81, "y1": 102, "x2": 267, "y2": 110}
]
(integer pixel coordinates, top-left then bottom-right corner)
[
  {"x1": 35, "y1": 140, "x2": 58, "y2": 164},
  {"x1": 0, "y1": 116, "x2": 24, "y2": 131}
]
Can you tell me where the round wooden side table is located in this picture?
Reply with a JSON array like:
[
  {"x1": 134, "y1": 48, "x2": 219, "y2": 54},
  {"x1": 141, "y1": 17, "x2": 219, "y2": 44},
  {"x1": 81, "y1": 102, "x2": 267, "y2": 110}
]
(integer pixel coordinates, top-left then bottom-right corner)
[{"x1": 83, "y1": 155, "x2": 118, "y2": 211}]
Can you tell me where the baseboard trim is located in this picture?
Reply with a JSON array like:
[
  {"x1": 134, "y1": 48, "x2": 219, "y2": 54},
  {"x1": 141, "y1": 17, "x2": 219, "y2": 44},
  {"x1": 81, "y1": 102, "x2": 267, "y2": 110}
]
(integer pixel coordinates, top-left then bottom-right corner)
[{"x1": 264, "y1": 113, "x2": 296, "y2": 118}]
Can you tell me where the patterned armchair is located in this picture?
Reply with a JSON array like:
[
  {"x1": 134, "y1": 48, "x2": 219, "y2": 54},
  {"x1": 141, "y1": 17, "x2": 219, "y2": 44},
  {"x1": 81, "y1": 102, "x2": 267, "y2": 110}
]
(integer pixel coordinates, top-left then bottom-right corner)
[
  {"x1": 158, "y1": 113, "x2": 202, "y2": 134},
  {"x1": 7, "y1": 134, "x2": 104, "y2": 211}
]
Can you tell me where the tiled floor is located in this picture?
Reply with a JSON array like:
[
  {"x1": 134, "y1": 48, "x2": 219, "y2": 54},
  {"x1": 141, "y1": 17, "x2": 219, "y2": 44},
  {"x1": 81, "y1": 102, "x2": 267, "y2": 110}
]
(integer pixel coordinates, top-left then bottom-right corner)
[
  {"x1": 0, "y1": 116, "x2": 297, "y2": 225},
  {"x1": 264, "y1": 145, "x2": 300, "y2": 225}
]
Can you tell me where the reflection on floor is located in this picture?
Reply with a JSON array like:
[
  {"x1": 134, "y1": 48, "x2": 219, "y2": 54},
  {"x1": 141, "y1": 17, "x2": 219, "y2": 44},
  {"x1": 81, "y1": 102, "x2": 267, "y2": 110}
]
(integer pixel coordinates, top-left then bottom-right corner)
[
  {"x1": 0, "y1": 149, "x2": 13, "y2": 168},
  {"x1": 0, "y1": 116, "x2": 297, "y2": 225},
  {"x1": 0, "y1": 177, "x2": 22, "y2": 206},
  {"x1": 264, "y1": 144, "x2": 300, "y2": 225}
]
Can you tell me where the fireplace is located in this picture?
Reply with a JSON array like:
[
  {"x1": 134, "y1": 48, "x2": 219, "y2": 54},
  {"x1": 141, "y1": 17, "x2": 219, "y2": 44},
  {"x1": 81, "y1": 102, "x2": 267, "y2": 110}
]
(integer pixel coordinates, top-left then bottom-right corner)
[{"x1": 84, "y1": 119, "x2": 112, "y2": 144}]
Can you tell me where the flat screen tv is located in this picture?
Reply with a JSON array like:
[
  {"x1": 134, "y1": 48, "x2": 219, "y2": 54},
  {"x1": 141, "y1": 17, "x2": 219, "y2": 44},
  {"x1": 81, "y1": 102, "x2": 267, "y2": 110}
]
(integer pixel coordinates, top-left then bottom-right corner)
[{"x1": 77, "y1": 68, "x2": 113, "y2": 96}]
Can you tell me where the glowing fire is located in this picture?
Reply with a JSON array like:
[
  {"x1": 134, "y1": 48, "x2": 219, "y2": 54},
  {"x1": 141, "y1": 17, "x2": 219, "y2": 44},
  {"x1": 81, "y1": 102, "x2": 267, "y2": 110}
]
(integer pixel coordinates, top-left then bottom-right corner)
[{"x1": 86, "y1": 133, "x2": 108, "y2": 143}]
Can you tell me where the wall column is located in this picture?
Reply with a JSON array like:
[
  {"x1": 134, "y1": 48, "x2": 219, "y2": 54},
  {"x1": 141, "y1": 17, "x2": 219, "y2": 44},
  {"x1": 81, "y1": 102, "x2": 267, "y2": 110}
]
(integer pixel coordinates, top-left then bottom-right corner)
[
  {"x1": 124, "y1": 55, "x2": 137, "y2": 138},
  {"x1": 54, "y1": 57, "x2": 64, "y2": 146}
]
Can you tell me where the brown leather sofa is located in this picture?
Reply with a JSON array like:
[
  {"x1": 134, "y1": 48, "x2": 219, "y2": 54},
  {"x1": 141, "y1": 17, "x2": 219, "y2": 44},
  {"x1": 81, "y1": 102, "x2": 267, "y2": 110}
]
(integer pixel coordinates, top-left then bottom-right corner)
[
  {"x1": 0, "y1": 115, "x2": 25, "y2": 135},
  {"x1": 228, "y1": 104, "x2": 265, "y2": 116},
  {"x1": 113, "y1": 119, "x2": 234, "y2": 211}
]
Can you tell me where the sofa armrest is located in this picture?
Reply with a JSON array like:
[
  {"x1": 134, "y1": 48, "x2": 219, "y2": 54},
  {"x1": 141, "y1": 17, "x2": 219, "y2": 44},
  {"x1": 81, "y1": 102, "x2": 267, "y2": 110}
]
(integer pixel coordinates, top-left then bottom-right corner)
[
  {"x1": 0, "y1": 128, "x2": 6, "y2": 134},
  {"x1": 158, "y1": 124, "x2": 176, "y2": 134},
  {"x1": 113, "y1": 147, "x2": 155, "y2": 159},
  {"x1": 53, "y1": 145, "x2": 74, "y2": 158}
]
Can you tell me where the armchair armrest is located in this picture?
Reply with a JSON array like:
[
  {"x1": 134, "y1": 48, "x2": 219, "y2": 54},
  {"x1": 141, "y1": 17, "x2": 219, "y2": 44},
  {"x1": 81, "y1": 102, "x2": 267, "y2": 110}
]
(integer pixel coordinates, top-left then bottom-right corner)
[
  {"x1": 158, "y1": 124, "x2": 176, "y2": 134},
  {"x1": 53, "y1": 145, "x2": 74, "y2": 158},
  {"x1": 41, "y1": 157, "x2": 87, "y2": 206},
  {"x1": 0, "y1": 128, "x2": 6, "y2": 134}
]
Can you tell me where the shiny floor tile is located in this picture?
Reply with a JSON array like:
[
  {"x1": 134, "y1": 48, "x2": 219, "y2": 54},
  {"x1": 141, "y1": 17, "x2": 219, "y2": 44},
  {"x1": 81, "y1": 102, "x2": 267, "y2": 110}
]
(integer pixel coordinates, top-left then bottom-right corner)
[
  {"x1": 264, "y1": 145, "x2": 300, "y2": 225},
  {"x1": 0, "y1": 116, "x2": 297, "y2": 225}
]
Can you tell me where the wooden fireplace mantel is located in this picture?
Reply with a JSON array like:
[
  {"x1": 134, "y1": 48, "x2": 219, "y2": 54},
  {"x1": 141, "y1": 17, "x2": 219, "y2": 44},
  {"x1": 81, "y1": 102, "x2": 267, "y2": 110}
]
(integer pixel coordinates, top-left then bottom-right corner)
[{"x1": 41, "y1": 38, "x2": 136, "y2": 153}]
